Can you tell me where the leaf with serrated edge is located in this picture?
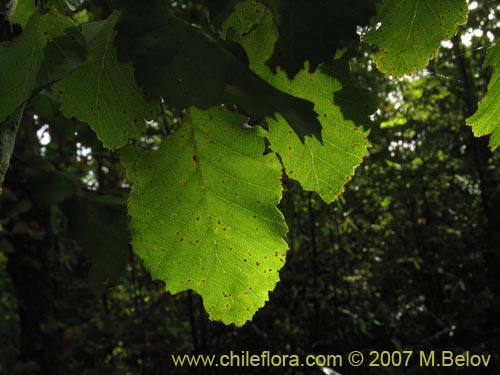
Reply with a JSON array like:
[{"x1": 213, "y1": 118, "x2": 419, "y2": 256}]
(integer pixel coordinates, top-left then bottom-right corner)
[
  {"x1": 122, "y1": 107, "x2": 288, "y2": 325},
  {"x1": 467, "y1": 42, "x2": 500, "y2": 150},
  {"x1": 53, "y1": 12, "x2": 156, "y2": 150},
  {"x1": 364, "y1": 0, "x2": 467, "y2": 77},
  {"x1": 266, "y1": 67, "x2": 371, "y2": 203},
  {"x1": 224, "y1": 5, "x2": 372, "y2": 203}
]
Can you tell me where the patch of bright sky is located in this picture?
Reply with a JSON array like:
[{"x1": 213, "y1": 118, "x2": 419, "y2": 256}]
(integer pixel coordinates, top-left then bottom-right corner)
[
  {"x1": 36, "y1": 124, "x2": 51, "y2": 146},
  {"x1": 461, "y1": 28, "x2": 487, "y2": 46},
  {"x1": 35, "y1": 115, "x2": 51, "y2": 157},
  {"x1": 468, "y1": 1, "x2": 478, "y2": 11},
  {"x1": 76, "y1": 142, "x2": 92, "y2": 162},
  {"x1": 441, "y1": 28, "x2": 492, "y2": 49}
]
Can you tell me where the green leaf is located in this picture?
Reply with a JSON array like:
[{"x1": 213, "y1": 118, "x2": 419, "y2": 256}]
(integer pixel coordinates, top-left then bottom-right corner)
[
  {"x1": 467, "y1": 42, "x2": 500, "y2": 151},
  {"x1": 222, "y1": 4, "x2": 276, "y2": 73},
  {"x1": 63, "y1": 194, "x2": 129, "y2": 295},
  {"x1": 122, "y1": 107, "x2": 288, "y2": 325},
  {"x1": 225, "y1": 5, "x2": 372, "y2": 203},
  {"x1": 266, "y1": 66, "x2": 372, "y2": 203},
  {"x1": 53, "y1": 12, "x2": 156, "y2": 150},
  {"x1": 364, "y1": 0, "x2": 468, "y2": 77},
  {"x1": 0, "y1": 9, "x2": 86, "y2": 123},
  {"x1": 114, "y1": 0, "x2": 322, "y2": 142},
  {"x1": 0, "y1": 105, "x2": 24, "y2": 189}
]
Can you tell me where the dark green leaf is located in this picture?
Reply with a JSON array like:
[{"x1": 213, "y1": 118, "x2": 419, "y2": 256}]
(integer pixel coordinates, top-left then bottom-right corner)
[
  {"x1": 54, "y1": 12, "x2": 157, "y2": 150},
  {"x1": 0, "y1": 9, "x2": 86, "y2": 123},
  {"x1": 219, "y1": 0, "x2": 266, "y2": 38},
  {"x1": 27, "y1": 166, "x2": 80, "y2": 207},
  {"x1": 263, "y1": 0, "x2": 377, "y2": 77},
  {"x1": 114, "y1": 0, "x2": 322, "y2": 142},
  {"x1": 63, "y1": 194, "x2": 129, "y2": 295},
  {"x1": 202, "y1": 0, "x2": 239, "y2": 28}
]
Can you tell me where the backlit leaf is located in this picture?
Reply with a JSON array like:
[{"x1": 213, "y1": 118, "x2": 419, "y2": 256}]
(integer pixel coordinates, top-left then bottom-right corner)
[
  {"x1": 225, "y1": 4, "x2": 373, "y2": 202},
  {"x1": 122, "y1": 107, "x2": 288, "y2": 325},
  {"x1": 266, "y1": 65, "x2": 372, "y2": 203},
  {"x1": 467, "y1": 42, "x2": 500, "y2": 150},
  {"x1": 364, "y1": 0, "x2": 467, "y2": 77}
]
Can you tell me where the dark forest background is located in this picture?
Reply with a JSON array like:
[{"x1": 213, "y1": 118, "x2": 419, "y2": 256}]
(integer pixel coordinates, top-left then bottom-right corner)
[{"x1": 1, "y1": 0, "x2": 500, "y2": 374}]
